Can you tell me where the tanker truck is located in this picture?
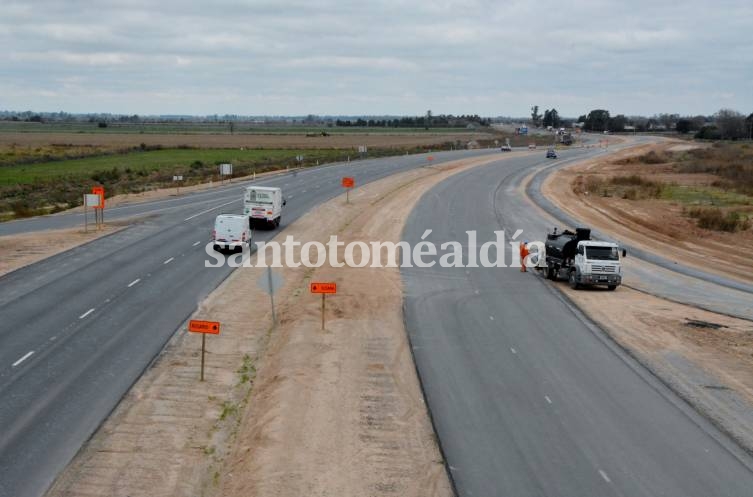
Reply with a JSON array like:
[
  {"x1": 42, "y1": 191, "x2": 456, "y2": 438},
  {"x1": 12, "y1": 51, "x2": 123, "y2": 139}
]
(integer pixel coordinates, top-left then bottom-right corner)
[{"x1": 542, "y1": 227, "x2": 625, "y2": 290}]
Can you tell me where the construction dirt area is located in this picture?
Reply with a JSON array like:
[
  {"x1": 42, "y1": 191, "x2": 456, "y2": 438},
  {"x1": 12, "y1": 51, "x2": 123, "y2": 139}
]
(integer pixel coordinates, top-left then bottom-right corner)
[
  {"x1": 539, "y1": 142, "x2": 753, "y2": 452},
  {"x1": 543, "y1": 141, "x2": 753, "y2": 285},
  {"x1": 45, "y1": 153, "x2": 509, "y2": 497}
]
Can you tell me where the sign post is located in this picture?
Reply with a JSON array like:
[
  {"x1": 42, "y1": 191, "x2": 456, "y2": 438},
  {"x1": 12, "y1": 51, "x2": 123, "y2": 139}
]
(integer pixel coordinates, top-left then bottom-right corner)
[
  {"x1": 91, "y1": 186, "x2": 105, "y2": 229},
  {"x1": 341, "y1": 177, "x2": 355, "y2": 203},
  {"x1": 83, "y1": 193, "x2": 101, "y2": 233},
  {"x1": 219, "y1": 163, "x2": 233, "y2": 184},
  {"x1": 173, "y1": 175, "x2": 183, "y2": 194},
  {"x1": 188, "y1": 319, "x2": 221, "y2": 381},
  {"x1": 310, "y1": 282, "x2": 337, "y2": 330},
  {"x1": 257, "y1": 267, "x2": 284, "y2": 327}
]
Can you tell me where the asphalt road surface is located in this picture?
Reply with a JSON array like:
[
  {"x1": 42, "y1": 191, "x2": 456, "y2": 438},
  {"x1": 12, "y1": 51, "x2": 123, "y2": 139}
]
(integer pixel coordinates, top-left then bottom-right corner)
[
  {"x1": 0, "y1": 148, "x2": 499, "y2": 497},
  {"x1": 401, "y1": 151, "x2": 753, "y2": 496}
]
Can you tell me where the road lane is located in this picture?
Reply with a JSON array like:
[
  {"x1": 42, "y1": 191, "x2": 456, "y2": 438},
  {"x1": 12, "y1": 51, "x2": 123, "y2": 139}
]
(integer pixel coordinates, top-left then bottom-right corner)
[
  {"x1": 402, "y1": 153, "x2": 753, "y2": 496},
  {"x1": 0, "y1": 148, "x2": 499, "y2": 497}
]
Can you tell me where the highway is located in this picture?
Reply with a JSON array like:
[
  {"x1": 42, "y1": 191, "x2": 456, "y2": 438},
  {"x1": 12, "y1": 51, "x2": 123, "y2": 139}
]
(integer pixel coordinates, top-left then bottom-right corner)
[
  {"x1": 0, "y1": 148, "x2": 497, "y2": 497},
  {"x1": 401, "y1": 150, "x2": 753, "y2": 496},
  {"x1": 3, "y1": 141, "x2": 753, "y2": 497}
]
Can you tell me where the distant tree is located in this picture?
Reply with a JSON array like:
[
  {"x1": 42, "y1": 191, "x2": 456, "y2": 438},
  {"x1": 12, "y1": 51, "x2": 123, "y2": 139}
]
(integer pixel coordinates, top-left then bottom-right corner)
[
  {"x1": 675, "y1": 119, "x2": 693, "y2": 134},
  {"x1": 577, "y1": 114, "x2": 587, "y2": 124},
  {"x1": 98, "y1": 121, "x2": 108, "y2": 128},
  {"x1": 542, "y1": 109, "x2": 551, "y2": 127},
  {"x1": 747, "y1": 113, "x2": 753, "y2": 140},
  {"x1": 425, "y1": 110, "x2": 432, "y2": 130},
  {"x1": 531, "y1": 105, "x2": 542, "y2": 127},
  {"x1": 584, "y1": 109, "x2": 610, "y2": 132},
  {"x1": 714, "y1": 108, "x2": 746, "y2": 139},
  {"x1": 608, "y1": 114, "x2": 627, "y2": 132}
]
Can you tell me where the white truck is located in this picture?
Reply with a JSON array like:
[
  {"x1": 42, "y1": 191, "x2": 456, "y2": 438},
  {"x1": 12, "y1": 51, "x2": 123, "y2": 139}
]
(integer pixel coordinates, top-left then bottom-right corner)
[
  {"x1": 244, "y1": 186, "x2": 285, "y2": 229},
  {"x1": 212, "y1": 214, "x2": 251, "y2": 253},
  {"x1": 543, "y1": 227, "x2": 625, "y2": 290}
]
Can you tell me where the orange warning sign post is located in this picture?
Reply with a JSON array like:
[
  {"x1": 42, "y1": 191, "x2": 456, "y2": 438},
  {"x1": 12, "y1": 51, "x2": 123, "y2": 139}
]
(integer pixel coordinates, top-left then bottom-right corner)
[
  {"x1": 311, "y1": 283, "x2": 337, "y2": 330},
  {"x1": 310, "y1": 282, "x2": 337, "y2": 294},
  {"x1": 189, "y1": 319, "x2": 220, "y2": 334},
  {"x1": 189, "y1": 319, "x2": 220, "y2": 381},
  {"x1": 341, "y1": 177, "x2": 355, "y2": 188}
]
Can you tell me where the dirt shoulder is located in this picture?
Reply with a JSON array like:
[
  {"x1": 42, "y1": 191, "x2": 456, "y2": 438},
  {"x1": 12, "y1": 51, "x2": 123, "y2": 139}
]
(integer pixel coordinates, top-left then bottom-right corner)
[
  {"x1": 0, "y1": 223, "x2": 128, "y2": 277},
  {"x1": 45, "y1": 153, "x2": 507, "y2": 497},
  {"x1": 552, "y1": 279, "x2": 753, "y2": 452},
  {"x1": 541, "y1": 141, "x2": 753, "y2": 285}
]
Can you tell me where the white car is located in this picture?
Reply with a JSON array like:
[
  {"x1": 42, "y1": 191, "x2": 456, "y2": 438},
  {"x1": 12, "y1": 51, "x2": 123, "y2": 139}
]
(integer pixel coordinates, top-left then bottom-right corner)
[
  {"x1": 212, "y1": 214, "x2": 251, "y2": 252},
  {"x1": 244, "y1": 186, "x2": 286, "y2": 228}
]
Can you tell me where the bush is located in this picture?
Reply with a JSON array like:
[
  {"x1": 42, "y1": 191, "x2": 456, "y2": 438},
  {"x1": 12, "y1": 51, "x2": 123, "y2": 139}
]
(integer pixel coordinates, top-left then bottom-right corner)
[
  {"x1": 686, "y1": 207, "x2": 750, "y2": 232},
  {"x1": 695, "y1": 126, "x2": 721, "y2": 140},
  {"x1": 98, "y1": 122, "x2": 108, "y2": 128}
]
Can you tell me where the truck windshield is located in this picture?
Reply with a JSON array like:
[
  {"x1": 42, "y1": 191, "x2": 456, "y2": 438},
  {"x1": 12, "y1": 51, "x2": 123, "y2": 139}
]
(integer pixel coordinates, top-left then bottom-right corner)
[
  {"x1": 246, "y1": 191, "x2": 273, "y2": 204},
  {"x1": 586, "y1": 246, "x2": 619, "y2": 260}
]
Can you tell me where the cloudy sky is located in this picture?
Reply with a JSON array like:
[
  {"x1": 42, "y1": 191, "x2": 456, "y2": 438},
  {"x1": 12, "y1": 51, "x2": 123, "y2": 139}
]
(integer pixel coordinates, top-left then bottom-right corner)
[{"x1": 1, "y1": 0, "x2": 751, "y2": 117}]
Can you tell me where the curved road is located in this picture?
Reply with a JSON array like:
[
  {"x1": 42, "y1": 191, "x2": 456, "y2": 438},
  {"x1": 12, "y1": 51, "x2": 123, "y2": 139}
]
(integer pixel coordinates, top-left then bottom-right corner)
[{"x1": 402, "y1": 150, "x2": 753, "y2": 496}]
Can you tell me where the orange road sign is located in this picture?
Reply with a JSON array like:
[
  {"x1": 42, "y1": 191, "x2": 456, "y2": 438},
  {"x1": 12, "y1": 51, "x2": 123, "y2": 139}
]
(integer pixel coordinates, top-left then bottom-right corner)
[
  {"x1": 189, "y1": 319, "x2": 220, "y2": 334},
  {"x1": 91, "y1": 186, "x2": 105, "y2": 208},
  {"x1": 310, "y1": 282, "x2": 337, "y2": 294},
  {"x1": 341, "y1": 177, "x2": 355, "y2": 188}
]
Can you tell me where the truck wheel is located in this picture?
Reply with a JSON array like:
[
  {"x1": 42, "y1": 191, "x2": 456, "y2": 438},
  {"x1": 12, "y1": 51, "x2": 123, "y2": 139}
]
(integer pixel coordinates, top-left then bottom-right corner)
[
  {"x1": 275, "y1": 217, "x2": 281, "y2": 228},
  {"x1": 569, "y1": 271, "x2": 580, "y2": 289},
  {"x1": 607, "y1": 285, "x2": 617, "y2": 291},
  {"x1": 547, "y1": 267, "x2": 555, "y2": 280}
]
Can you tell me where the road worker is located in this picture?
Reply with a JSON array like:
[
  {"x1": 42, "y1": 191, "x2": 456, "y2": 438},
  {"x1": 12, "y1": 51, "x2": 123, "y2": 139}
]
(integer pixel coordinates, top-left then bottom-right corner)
[{"x1": 520, "y1": 240, "x2": 529, "y2": 272}]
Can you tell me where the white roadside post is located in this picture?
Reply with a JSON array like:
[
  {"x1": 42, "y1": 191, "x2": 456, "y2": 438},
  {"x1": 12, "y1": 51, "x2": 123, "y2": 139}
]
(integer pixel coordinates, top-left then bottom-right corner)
[
  {"x1": 83, "y1": 193, "x2": 100, "y2": 233},
  {"x1": 219, "y1": 163, "x2": 233, "y2": 184},
  {"x1": 173, "y1": 175, "x2": 183, "y2": 195}
]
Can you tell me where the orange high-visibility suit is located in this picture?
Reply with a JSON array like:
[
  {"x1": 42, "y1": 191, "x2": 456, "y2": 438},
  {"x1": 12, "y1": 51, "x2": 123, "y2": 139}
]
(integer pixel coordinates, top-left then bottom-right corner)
[{"x1": 520, "y1": 243, "x2": 529, "y2": 272}]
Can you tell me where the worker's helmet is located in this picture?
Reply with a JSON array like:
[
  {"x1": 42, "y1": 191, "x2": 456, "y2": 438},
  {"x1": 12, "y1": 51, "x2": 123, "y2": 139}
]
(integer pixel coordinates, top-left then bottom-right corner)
[{"x1": 523, "y1": 240, "x2": 529, "y2": 244}]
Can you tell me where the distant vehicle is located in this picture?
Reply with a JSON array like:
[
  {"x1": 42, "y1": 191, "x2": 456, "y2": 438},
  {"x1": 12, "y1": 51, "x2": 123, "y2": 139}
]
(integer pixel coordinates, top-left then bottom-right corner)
[
  {"x1": 528, "y1": 143, "x2": 537, "y2": 150},
  {"x1": 546, "y1": 149, "x2": 557, "y2": 158},
  {"x1": 212, "y1": 214, "x2": 251, "y2": 253},
  {"x1": 500, "y1": 145, "x2": 512, "y2": 152},
  {"x1": 542, "y1": 227, "x2": 625, "y2": 290},
  {"x1": 244, "y1": 186, "x2": 286, "y2": 228}
]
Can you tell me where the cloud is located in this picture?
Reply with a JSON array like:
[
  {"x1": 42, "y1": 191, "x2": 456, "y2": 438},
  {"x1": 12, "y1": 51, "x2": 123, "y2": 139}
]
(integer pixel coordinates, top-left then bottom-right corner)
[{"x1": 0, "y1": 0, "x2": 751, "y2": 116}]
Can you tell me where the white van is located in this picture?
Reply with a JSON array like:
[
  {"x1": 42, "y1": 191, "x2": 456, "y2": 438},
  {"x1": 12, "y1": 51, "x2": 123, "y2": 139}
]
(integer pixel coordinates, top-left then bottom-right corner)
[
  {"x1": 212, "y1": 214, "x2": 251, "y2": 252},
  {"x1": 244, "y1": 186, "x2": 285, "y2": 228}
]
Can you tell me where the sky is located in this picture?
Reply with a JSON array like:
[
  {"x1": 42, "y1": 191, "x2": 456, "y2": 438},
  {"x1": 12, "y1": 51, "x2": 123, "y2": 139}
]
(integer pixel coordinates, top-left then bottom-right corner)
[{"x1": 1, "y1": 0, "x2": 752, "y2": 117}]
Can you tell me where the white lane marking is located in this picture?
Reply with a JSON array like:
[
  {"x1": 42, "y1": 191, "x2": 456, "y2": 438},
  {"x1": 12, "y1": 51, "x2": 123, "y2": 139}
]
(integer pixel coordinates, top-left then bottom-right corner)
[
  {"x1": 545, "y1": 395, "x2": 552, "y2": 404},
  {"x1": 79, "y1": 308, "x2": 95, "y2": 319},
  {"x1": 127, "y1": 278, "x2": 141, "y2": 288},
  {"x1": 163, "y1": 257, "x2": 174, "y2": 265},
  {"x1": 302, "y1": 189, "x2": 307, "y2": 193},
  {"x1": 184, "y1": 198, "x2": 239, "y2": 221},
  {"x1": 474, "y1": 290, "x2": 479, "y2": 294},
  {"x1": 599, "y1": 470, "x2": 611, "y2": 483},
  {"x1": 510, "y1": 347, "x2": 517, "y2": 354},
  {"x1": 192, "y1": 241, "x2": 201, "y2": 247},
  {"x1": 489, "y1": 316, "x2": 495, "y2": 321},
  {"x1": 12, "y1": 351, "x2": 35, "y2": 367}
]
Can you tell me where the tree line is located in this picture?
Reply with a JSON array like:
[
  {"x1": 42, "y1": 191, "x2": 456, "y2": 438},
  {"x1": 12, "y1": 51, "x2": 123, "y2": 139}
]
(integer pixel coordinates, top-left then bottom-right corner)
[{"x1": 530, "y1": 105, "x2": 753, "y2": 140}]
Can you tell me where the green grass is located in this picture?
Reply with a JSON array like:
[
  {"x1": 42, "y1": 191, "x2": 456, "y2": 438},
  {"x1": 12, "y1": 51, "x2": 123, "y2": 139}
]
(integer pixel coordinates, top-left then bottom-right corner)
[
  {"x1": 660, "y1": 184, "x2": 753, "y2": 207},
  {"x1": 0, "y1": 148, "x2": 347, "y2": 184}
]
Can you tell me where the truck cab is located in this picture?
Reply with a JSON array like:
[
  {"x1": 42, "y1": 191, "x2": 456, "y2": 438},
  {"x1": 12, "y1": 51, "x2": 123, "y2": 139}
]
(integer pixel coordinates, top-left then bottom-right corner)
[
  {"x1": 244, "y1": 186, "x2": 285, "y2": 229},
  {"x1": 571, "y1": 241, "x2": 623, "y2": 290}
]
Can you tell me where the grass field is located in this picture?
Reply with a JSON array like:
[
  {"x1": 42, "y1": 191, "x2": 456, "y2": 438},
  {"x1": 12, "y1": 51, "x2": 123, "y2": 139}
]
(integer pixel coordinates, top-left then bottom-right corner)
[{"x1": 0, "y1": 148, "x2": 352, "y2": 185}]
